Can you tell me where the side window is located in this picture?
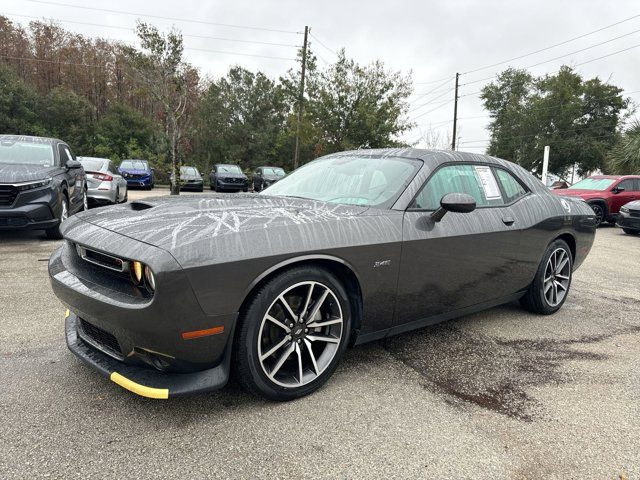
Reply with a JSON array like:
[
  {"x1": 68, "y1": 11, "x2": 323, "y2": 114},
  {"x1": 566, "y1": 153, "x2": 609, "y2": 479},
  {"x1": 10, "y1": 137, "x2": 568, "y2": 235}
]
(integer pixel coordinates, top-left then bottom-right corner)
[
  {"x1": 412, "y1": 164, "x2": 503, "y2": 210},
  {"x1": 495, "y1": 168, "x2": 528, "y2": 203},
  {"x1": 635, "y1": 179, "x2": 640, "y2": 192},
  {"x1": 617, "y1": 179, "x2": 635, "y2": 191},
  {"x1": 58, "y1": 144, "x2": 72, "y2": 165}
]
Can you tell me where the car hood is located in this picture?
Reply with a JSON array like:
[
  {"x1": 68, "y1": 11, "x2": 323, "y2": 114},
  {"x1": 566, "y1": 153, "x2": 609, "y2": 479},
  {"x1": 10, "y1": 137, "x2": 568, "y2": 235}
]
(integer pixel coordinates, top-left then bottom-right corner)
[
  {"x1": 76, "y1": 194, "x2": 369, "y2": 252},
  {"x1": 217, "y1": 172, "x2": 247, "y2": 179},
  {"x1": 0, "y1": 163, "x2": 59, "y2": 183},
  {"x1": 181, "y1": 174, "x2": 202, "y2": 181},
  {"x1": 624, "y1": 200, "x2": 640, "y2": 209},
  {"x1": 551, "y1": 189, "x2": 602, "y2": 197},
  {"x1": 119, "y1": 168, "x2": 151, "y2": 175}
]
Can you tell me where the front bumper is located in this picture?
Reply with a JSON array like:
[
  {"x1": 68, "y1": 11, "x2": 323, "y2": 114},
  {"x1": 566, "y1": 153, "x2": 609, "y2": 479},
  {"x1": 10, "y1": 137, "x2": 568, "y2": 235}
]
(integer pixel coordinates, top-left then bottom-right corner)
[
  {"x1": 0, "y1": 187, "x2": 59, "y2": 230},
  {"x1": 217, "y1": 179, "x2": 248, "y2": 190},
  {"x1": 122, "y1": 175, "x2": 152, "y2": 187},
  {"x1": 65, "y1": 311, "x2": 232, "y2": 398},
  {"x1": 181, "y1": 180, "x2": 204, "y2": 191},
  {"x1": 617, "y1": 211, "x2": 640, "y2": 230}
]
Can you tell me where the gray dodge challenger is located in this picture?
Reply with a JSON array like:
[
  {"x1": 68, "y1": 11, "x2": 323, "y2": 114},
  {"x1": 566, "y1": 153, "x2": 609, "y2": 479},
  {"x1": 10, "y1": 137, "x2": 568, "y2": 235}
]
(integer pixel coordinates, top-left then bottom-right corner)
[{"x1": 49, "y1": 149, "x2": 596, "y2": 400}]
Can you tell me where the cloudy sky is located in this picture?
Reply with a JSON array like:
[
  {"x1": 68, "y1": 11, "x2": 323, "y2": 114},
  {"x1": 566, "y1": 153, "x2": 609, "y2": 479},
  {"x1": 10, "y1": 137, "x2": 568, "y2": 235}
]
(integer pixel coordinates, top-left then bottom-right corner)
[{"x1": 3, "y1": 0, "x2": 639, "y2": 153}]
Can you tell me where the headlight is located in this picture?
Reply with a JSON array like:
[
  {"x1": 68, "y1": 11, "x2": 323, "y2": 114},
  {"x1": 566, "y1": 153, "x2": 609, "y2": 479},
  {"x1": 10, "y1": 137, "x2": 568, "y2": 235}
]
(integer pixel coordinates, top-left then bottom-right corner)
[
  {"x1": 17, "y1": 178, "x2": 51, "y2": 191},
  {"x1": 620, "y1": 206, "x2": 629, "y2": 213},
  {"x1": 131, "y1": 261, "x2": 143, "y2": 284},
  {"x1": 144, "y1": 265, "x2": 156, "y2": 291}
]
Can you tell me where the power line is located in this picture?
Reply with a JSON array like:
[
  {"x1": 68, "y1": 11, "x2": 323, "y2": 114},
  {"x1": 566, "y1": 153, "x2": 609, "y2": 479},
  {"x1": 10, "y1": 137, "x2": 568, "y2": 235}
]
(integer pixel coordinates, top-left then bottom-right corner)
[
  {"x1": 5, "y1": 13, "x2": 301, "y2": 48},
  {"x1": 414, "y1": 76, "x2": 455, "y2": 85},
  {"x1": 186, "y1": 47, "x2": 295, "y2": 60},
  {"x1": 462, "y1": 13, "x2": 640, "y2": 75},
  {"x1": 463, "y1": 41, "x2": 640, "y2": 86},
  {"x1": 309, "y1": 32, "x2": 339, "y2": 57},
  {"x1": 413, "y1": 99, "x2": 454, "y2": 121},
  {"x1": 409, "y1": 77, "x2": 452, "y2": 103},
  {"x1": 408, "y1": 87, "x2": 455, "y2": 113},
  {"x1": 25, "y1": 0, "x2": 301, "y2": 35}
]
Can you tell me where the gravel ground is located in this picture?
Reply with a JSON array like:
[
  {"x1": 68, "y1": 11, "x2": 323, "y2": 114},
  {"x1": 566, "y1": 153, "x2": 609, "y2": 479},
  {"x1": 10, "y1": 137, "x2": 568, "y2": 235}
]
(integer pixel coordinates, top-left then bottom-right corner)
[{"x1": 1, "y1": 191, "x2": 638, "y2": 479}]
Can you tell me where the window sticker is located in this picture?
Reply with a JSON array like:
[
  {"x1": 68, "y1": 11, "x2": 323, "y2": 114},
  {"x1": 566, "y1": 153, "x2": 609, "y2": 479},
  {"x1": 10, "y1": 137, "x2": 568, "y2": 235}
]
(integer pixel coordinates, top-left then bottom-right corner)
[{"x1": 474, "y1": 166, "x2": 502, "y2": 199}]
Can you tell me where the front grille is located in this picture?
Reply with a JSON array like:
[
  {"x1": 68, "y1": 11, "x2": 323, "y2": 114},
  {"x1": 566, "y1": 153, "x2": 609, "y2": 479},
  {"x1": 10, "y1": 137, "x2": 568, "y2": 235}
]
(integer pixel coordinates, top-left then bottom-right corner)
[
  {"x1": 0, "y1": 185, "x2": 18, "y2": 206},
  {"x1": 78, "y1": 318, "x2": 123, "y2": 360},
  {"x1": 129, "y1": 173, "x2": 148, "y2": 180},
  {"x1": 223, "y1": 177, "x2": 243, "y2": 183},
  {"x1": 629, "y1": 209, "x2": 640, "y2": 218},
  {"x1": 76, "y1": 244, "x2": 128, "y2": 272},
  {"x1": 0, "y1": 216, "x2": 28, "y2": 227}
]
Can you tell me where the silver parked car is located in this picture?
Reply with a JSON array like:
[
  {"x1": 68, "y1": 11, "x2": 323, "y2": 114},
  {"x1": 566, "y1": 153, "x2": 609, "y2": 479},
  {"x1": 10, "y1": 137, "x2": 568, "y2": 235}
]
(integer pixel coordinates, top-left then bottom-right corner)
[{"x1": 78, "y1": 157, "x2": 128, "y2": 205}]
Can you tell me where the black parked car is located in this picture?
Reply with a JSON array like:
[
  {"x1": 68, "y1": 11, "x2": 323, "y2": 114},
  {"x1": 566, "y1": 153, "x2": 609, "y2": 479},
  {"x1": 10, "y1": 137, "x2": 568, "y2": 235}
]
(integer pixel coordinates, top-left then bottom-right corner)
[
  {"x1": 50, "y1": 149, "x2": 596, "y2": 401},
  {"x1": 209, "y1": 164, "x2": 248, "y2": 192},
  {"x1": 252, "y1": 166, "x2": 286, "y2": 192},
  {"x1": 0, "y1": 135, "x2": 87, "y2": 238},
  {"x1": 617, "y1": 200, "x2": 640, "y2": 234},
  {"x1": 177, "y1": 166, "x2": 204, "y2": 192}
]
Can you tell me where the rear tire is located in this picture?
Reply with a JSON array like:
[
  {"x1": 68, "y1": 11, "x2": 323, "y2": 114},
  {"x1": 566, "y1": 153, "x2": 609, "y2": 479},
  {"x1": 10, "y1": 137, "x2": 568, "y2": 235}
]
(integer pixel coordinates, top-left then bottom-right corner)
[
  {"x1": 520, "y1": 239, "x2": 572, "y2": 315},
  {"x1": 623, "y1": 228, "x2": 638, "y2": 235},
  {"x1": 234, "y1": 266, "x2": 351, "y2": 401}
]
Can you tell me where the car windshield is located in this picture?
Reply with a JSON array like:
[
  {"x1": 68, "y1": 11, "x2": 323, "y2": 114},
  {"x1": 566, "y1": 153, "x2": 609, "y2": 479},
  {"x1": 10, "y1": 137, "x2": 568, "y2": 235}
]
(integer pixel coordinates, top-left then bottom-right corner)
[
  {"x1": 120, "y1": 160, "x2": 148, "y2": 170},
  {"x1": 263, "y1": 167, "x2": 285, "y2": 177},
  {"x1": 569, "y1": 178, "x2": 616, "y2": 190},
  {"x1": 0, "y1": 141, "x2": 54, "y2": 166},
  {"x1": 262, "y1": 156, "x2": 421, "y2": 207},
  {"x1": 217, "y1": 164, "x2": 242, "y2": 174},
  {"x1": 79, "y1": 158, "x2": 106, "y2": 171},
  {"x1": 181, "y1": 166, "x2": 198, "y2": 175}
]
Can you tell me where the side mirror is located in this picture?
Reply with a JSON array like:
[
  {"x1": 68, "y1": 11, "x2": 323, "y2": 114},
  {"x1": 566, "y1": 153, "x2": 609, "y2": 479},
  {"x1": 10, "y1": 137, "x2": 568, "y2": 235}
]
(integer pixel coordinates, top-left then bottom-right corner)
[
  {"x1": 612, "y1": 186, "x2": 625, "y2": 194},
  {"x1": 66, "y1": 159, "x2": 81, "y2": 169},
  {"x1": 431, "y1": 193, "x2": 477, "y2": 222}
]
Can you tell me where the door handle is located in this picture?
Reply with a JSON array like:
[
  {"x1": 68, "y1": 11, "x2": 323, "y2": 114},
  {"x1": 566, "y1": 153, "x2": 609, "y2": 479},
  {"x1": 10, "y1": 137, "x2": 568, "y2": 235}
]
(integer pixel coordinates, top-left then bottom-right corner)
[{"x1": 502, "y1": 217, "x2": 515, "y2": 226}]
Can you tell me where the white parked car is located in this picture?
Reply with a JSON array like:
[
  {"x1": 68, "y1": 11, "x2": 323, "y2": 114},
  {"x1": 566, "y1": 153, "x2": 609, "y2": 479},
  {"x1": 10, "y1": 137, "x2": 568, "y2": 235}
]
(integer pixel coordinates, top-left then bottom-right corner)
[{"x1": 78, "y1": 157, "x2": 128, "y2": 205}]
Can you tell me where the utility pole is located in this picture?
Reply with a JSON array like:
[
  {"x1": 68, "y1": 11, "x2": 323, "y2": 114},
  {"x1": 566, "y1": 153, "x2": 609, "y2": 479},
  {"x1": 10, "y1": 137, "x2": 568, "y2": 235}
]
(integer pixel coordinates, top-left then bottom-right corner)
[
  {"x1": 542, "y1": 145, "x2": 550, "y2": 186},
  {"x1": 451, "y1": 72, "x2": 459, "y2": 151},
  {"x1": 293, "y1": 25, "x2": 309, "y2": 169}
]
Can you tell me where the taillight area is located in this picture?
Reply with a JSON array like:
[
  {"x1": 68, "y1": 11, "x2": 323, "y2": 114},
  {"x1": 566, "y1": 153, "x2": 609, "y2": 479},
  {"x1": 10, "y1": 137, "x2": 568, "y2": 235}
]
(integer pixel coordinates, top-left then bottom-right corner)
[{"x1": 89, "y1": 171, "x2": 113, "y2": 182}]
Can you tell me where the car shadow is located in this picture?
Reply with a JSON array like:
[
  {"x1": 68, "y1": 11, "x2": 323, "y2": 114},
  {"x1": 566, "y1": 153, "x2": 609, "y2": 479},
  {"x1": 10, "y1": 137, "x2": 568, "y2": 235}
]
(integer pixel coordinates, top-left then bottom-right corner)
[{"x1": 0, "y1": 229, "x2": 58, "y2": 244}]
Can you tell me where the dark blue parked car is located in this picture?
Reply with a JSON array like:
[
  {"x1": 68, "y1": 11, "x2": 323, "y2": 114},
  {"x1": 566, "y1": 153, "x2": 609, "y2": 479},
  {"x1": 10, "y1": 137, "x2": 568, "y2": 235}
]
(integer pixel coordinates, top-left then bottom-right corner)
[{"x1": 118, "y1": 159, "x2": 154, "y2": 190}]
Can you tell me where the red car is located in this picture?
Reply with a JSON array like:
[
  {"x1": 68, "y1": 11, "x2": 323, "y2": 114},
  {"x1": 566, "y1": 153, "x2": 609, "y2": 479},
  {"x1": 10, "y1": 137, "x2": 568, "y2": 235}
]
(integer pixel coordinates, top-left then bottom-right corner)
[{"x1": 552, "y1": 175, "x2": 640, "y2": 226}]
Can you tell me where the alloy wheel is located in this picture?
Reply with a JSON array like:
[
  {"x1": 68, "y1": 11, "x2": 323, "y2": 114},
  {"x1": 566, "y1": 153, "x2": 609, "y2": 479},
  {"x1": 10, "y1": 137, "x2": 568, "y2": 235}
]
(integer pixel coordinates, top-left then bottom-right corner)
[
  {"x1": 542, "y1": 248, "x2": 571, "y2": 307},
  {"x1": 257, "y1": 281, "x2": 343, "y2": 388},
  {"x1": 590, "y1": 204, "x2": 603, "y2": 225}
]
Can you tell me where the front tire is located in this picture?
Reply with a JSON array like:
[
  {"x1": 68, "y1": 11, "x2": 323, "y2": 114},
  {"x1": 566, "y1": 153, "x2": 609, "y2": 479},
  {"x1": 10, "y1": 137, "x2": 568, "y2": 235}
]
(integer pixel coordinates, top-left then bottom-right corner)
[
  {"x1": 588, "y1": 201, "x2": 606, "y2": 227},
  {"x1": 45, "y1": 194, "x2": 68, "y2": 240},
  {"x1": 623, "y1": 228, "x2": 639, "y2": 235},
  {"x1": 234, "y1": 266, "x2": 351, "y2": 401},
  {"x1": 520, "y1": 239, "x2": 573, "y2": 315}
]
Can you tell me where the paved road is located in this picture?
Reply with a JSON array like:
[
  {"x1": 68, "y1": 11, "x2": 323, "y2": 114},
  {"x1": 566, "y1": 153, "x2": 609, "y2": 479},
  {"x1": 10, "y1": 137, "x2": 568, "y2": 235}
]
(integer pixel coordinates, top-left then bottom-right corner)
[{"x1": 1, "y1": 198, "x2": 638, "y2": 479}]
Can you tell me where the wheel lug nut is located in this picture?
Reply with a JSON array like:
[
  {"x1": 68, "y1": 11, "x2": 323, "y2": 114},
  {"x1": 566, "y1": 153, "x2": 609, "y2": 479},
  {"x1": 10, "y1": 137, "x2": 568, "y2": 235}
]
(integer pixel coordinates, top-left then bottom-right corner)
[
  {"x1": 297, "y1": 339, "x2": 301, "y2": 344},
  {"x1": 305, "y1": 328, "x2": 308, "y2": 333}
]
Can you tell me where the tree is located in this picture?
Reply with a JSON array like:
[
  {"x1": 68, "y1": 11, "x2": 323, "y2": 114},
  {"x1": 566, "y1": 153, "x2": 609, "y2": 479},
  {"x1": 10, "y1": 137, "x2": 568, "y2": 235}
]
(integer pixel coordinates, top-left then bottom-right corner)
[
  {"x1": 481, "y1": 66, "x2": 628, "y2": 177},
  {"x1": 0, "y1": 63, "x2": 43, "y2": 135},
  {"x1": 305, "y1": 51, "x2": 413, "y2": 156},
  {"x1": 607, "y1": 120, "x2": 640, "y2": 174},
  {"x1": 39, "y1": 86, "x2": 95, "y2": 151},
  {"x1": 125, "y1": 22, "x2": 192, "y2": 194},
  {"x1": 94, "y1": 104, "x2": 156, "y2": 161},
  {"x1": 196, "y1": 66, "x2": 288, "y2": 172}
]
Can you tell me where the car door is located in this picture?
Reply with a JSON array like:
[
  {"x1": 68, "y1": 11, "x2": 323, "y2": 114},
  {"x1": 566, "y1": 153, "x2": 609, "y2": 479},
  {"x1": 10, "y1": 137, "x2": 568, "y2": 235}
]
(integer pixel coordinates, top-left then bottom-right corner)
[
  {"x1": 109, "y1": 161, "x2": 126, "y2": 200},
  {"x1": 58, "y1": 143, "x2": 83, "y2": 211},
  {"x1": 395, "y1": 163, "x2": 523, "y2": 326},
  {"x1": 609, "y1": 178, "x2": 638, "y2": 213}
]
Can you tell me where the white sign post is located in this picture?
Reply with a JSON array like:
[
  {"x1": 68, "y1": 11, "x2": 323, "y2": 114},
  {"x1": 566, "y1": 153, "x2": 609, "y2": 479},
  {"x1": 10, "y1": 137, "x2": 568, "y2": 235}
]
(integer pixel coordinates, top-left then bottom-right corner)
[{"x1": 541, "y1": 145, "x2": 550, "y2": 186}]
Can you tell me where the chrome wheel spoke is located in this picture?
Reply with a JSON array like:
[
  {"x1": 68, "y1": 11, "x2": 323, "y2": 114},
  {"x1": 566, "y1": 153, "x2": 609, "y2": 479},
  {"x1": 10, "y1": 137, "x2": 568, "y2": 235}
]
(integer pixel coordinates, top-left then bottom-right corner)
[
  {"x1": 307, "y1": 334, "x2": 339, "y2": 344},
  {"x1": 269, "y1": 343, "x2": 295, "y2": 379},
  {"x1": 555, "y1": 280, "x2": 567, "y2": 292},
  {"x1": 556, "y1": 274, "x2": 570, "y2": 281},
  {"x1": 304, "y1": 339, "x2": 319, "y2": 375},
  {"x1": 278, "y1": 295, "x2": 298, "y2": 322},
  {"x1": 260, "y1": 336, "x2": 289, "y2": 361},
  {"x1": 307, "y1": 317, "x2": 342, "y2": 328},
  {"x1": 266, "y1": 314, "x2": 291, "y2": 332},
  {"x1": 556, "y1": 257, "x2": 569, "y2": 273},
  {"x1": 301, "y1": 283, "x2": 314, "y2": 318},
  {"x1": 296, "y1": 343, "x2": 304, "y2": 385},
  {"x1": 306, "y1": 288, "x2": 330, "y2": 324}
]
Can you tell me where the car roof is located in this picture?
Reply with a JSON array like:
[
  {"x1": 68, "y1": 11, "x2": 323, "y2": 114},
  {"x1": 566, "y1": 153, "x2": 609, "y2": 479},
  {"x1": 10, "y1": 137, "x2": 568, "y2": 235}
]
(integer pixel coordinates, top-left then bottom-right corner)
[
  {"x1": 588, "y1": 174, "x2": 639, "y2": 179},
  {"x1": 78, "y1": 156, "x2": 110, "y2": 162},
  {"x1": 0, "y1": 134, "x2": 65, "y2": 145}
]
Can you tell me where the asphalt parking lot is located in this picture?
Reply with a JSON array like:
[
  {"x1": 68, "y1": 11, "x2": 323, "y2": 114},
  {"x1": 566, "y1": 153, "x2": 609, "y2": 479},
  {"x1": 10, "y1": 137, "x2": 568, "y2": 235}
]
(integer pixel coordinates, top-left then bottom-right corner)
[{"x1": 1, "y1": 192, "x2": 639, "y2": 479}]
